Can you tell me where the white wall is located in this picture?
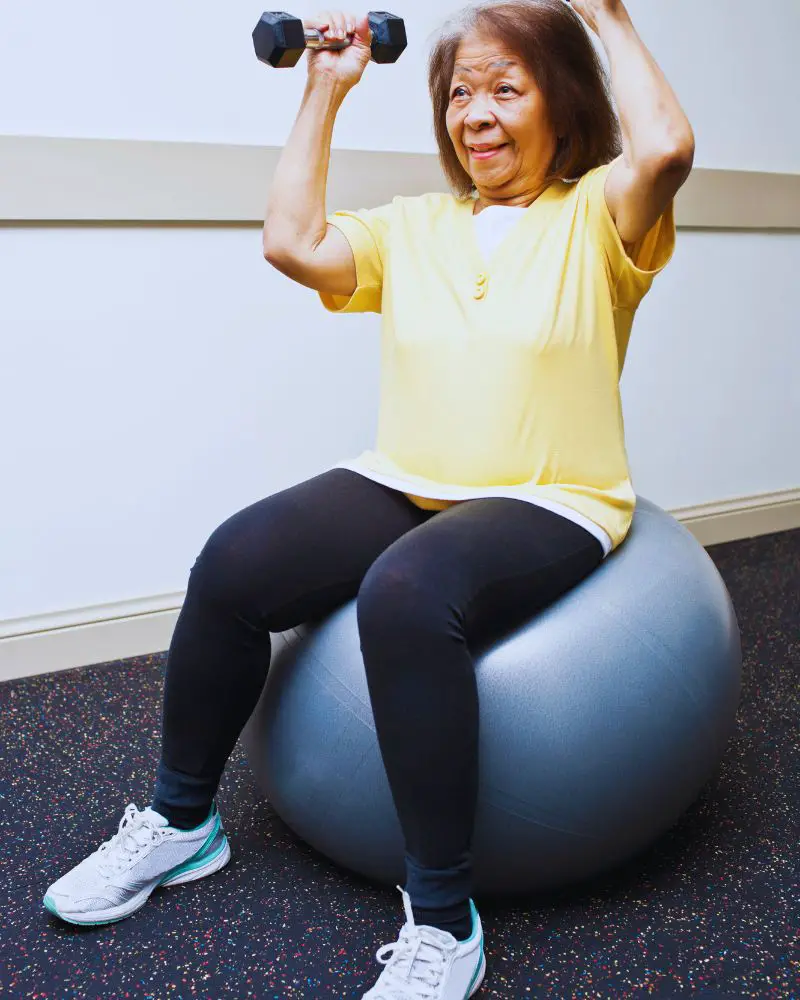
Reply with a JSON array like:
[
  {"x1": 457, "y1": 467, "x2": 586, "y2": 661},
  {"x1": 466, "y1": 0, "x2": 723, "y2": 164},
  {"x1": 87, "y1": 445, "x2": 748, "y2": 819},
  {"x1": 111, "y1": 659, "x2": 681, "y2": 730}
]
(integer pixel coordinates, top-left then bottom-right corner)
[
  {"x1": 2, "y1": 0, "x2": 800, "y2": 171},
  {"x1": 2, "y1": 0, "x2": 799, "y2": 628}
]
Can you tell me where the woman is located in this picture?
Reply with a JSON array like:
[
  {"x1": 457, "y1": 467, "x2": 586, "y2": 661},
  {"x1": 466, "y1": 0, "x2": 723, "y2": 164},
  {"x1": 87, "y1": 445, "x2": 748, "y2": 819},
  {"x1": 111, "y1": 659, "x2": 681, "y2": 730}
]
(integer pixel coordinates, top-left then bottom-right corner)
[{"x1": 45, "y1": 1, "x2": 693, "y2": 996}]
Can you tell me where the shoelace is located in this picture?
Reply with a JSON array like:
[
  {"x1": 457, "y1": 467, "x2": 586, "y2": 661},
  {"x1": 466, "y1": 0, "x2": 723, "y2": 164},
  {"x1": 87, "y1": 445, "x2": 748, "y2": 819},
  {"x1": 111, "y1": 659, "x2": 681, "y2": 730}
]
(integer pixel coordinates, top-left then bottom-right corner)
[
  {"x1": 95, "y1": 803, "x2": 168, "y2": 876},
  {"x1": 370, "y1": 887, "x2": 457, "y2": 999}
]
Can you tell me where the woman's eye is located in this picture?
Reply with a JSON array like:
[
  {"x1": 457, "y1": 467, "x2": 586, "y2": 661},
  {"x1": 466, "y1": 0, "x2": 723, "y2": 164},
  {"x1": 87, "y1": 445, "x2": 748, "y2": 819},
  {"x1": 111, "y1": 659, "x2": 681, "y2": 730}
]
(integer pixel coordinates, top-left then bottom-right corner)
[{"x1": 450, "y1": 84, "x2": 514, "y2": 99}]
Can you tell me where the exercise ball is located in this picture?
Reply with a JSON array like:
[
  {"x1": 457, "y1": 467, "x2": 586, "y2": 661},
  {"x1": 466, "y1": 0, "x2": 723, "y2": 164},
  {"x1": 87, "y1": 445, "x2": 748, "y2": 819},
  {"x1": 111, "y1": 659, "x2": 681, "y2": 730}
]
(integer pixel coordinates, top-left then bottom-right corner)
[{"x1": 240, "y1": 498, "x2": 741, "y2": 896}]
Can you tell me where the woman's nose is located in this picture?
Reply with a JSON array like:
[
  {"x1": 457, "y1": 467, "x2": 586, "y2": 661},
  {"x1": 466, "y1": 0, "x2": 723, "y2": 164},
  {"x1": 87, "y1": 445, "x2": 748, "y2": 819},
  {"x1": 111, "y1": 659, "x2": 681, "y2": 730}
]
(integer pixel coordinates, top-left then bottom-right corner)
[{"x1": 463, "y1": 97, "x2": 496, "y2": 128}]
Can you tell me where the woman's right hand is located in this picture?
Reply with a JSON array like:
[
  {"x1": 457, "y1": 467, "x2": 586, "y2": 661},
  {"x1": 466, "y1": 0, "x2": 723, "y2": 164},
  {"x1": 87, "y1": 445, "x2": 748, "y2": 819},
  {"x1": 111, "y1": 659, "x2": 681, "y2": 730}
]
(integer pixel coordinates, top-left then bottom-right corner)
[{"x1": 304, "y1": 10, "x2": 372, "y2": 90}]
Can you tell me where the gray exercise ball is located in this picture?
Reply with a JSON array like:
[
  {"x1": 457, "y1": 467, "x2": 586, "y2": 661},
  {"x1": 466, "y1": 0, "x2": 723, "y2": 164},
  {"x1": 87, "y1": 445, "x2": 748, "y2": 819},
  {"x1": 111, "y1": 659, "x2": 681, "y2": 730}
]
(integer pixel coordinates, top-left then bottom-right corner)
[{"x1": 240, "y1": 497, "x2": 742, "y2": 896}]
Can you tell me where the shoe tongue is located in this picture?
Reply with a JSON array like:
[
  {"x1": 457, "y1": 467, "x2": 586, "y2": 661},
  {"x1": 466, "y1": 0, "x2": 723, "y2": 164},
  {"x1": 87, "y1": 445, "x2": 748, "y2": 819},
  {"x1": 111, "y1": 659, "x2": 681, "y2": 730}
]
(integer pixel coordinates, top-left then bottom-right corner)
[
  {"x1": 140, "y1": 807, "x2": 170, "y2": 828},
  {"x1": 406, "y1": 919, "x2": 454, "y2": 948},
  {"x1": 420, "y1": 925, "x2": 455, "y2": 948}
]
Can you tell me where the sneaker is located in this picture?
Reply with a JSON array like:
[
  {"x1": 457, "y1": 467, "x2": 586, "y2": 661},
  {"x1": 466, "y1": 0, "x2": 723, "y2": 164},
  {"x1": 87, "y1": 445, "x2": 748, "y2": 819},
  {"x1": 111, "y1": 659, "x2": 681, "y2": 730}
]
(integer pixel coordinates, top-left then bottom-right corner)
[
  {"x1": 362, "y1": 885, "x2": 486, "y2": 999},
  {"x1": 43, "y1": 801, "x2": 231, "y2": 926}
]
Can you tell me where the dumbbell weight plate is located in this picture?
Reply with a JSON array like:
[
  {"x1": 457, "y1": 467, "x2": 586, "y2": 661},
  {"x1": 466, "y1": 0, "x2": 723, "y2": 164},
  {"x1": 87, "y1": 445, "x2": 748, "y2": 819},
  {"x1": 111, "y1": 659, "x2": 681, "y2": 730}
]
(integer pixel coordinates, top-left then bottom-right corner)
[
  {"x1": 253, "y1": 12, "x2": 307, "y2": 68},
  {"x1": 367, "y1": 11, "x2": 407, "y2": 64}
]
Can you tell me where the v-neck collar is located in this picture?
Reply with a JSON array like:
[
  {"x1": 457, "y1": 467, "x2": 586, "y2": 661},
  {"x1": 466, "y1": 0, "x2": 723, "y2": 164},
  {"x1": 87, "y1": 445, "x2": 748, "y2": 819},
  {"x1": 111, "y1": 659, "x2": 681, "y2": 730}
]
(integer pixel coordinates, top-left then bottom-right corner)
[{"x1": 456, "y1": 181, "x2": 564, "y2": 273}]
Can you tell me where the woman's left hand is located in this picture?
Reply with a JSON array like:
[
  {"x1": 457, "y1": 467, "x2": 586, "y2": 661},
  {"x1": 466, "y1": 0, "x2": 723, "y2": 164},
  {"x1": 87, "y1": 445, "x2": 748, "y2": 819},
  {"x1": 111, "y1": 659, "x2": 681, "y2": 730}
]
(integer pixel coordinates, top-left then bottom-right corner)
[{"x1": 567, "y1": 0, "x2": 627, "y2": 35}]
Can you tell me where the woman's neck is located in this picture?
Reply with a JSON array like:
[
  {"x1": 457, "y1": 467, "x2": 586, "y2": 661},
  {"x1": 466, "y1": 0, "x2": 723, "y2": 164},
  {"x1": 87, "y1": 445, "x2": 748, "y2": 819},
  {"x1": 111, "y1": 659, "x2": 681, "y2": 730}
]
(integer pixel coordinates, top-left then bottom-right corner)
[{"x1": 472, "y1": 180, "x2": 552, "y2": 215}]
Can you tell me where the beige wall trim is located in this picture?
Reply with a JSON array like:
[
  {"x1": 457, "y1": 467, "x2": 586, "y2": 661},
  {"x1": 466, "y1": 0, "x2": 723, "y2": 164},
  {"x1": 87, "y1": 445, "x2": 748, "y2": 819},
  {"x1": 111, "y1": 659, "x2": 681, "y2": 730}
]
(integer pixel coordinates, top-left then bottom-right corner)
[
  {"x1": 670, "y1": 486, "x2": 800, "y2": 548},
  {"x1": 0, "y1": 609, "x2": 181, "y2": 684},
  {"x1": 1, "y1": 486, "x2": 797, "y2": 682},
  {"x1": 2, "y1": 135, "x2": 799, "y2": 228}
]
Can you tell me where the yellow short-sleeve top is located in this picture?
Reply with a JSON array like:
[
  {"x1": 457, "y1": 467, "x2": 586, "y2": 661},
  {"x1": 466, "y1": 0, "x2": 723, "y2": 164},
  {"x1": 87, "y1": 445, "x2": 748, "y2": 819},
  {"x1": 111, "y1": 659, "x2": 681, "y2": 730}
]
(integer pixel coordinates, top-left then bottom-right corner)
[{"x1": 319, "y1": 161, "x2": 675, "y2": 553}]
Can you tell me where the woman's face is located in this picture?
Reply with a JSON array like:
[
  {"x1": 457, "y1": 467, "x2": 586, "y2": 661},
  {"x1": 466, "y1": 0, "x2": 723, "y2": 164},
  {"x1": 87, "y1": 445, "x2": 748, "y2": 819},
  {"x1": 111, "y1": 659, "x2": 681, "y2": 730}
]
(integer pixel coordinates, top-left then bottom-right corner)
[{"x1": 445, "y1": 30, "x2": 558, "y2": 204}]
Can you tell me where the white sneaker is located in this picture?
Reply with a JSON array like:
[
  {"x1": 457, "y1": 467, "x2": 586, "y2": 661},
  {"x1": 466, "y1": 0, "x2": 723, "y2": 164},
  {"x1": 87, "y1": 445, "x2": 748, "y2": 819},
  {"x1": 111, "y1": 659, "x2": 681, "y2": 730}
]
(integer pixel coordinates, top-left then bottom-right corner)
[
  {"x1": 362, "y1": 885, "x2": 486, "y2": 999},
  {"x1": 43, "y1": 801, "x2": 230, "y2": 926}
]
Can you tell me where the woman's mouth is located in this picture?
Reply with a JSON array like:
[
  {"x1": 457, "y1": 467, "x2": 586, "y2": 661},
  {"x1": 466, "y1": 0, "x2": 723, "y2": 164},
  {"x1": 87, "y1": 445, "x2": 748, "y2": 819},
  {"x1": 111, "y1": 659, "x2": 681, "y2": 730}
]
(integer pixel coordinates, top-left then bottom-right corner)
[{"x1": 468, "y1": 144, "x2": 507, "y2": 160}]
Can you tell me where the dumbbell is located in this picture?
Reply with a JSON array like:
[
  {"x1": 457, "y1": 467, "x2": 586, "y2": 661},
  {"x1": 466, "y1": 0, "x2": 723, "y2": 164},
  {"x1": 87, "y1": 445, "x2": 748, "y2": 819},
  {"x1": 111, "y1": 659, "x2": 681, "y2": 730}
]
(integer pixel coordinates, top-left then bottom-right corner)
[{"x1": 252, "y1": 10, "x2": 407, "y2": 68}]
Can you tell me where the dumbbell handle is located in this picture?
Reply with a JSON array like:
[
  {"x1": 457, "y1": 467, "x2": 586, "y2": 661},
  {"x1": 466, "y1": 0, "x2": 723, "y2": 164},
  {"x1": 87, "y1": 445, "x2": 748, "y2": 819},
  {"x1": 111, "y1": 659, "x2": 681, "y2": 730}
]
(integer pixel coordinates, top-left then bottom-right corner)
[{"x1": 302, "y1": 27, "x2": 358, "y2": 52}]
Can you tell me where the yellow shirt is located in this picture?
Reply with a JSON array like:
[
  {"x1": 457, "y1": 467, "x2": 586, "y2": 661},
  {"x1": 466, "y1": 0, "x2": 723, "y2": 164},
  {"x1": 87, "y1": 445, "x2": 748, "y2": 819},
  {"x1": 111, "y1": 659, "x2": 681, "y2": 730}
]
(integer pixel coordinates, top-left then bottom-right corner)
[{"x1": 319, "y1": 161, "x2": 675, "y2": 552}]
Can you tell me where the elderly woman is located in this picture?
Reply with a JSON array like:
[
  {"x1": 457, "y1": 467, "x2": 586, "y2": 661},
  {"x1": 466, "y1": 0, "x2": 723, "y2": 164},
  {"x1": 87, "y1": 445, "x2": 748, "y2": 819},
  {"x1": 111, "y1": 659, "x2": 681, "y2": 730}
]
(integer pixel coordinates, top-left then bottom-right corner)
[{"x1": 45, "y1": 1, "x2": 692, "y2": 997}]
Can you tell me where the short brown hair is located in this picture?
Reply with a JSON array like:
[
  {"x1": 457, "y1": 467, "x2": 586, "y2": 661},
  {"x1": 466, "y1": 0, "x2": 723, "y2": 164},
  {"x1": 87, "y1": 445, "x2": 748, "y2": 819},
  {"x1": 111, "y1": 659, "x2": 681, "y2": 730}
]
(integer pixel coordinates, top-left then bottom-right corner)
[{"x1": 428, "y1": 0, "x2": 622, "y2": 198}]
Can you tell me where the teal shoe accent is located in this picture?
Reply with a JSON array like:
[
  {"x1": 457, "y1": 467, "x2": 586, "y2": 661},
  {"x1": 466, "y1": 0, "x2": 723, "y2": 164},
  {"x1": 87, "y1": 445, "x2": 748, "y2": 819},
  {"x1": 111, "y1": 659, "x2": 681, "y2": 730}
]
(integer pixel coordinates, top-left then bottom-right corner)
[
  {"x1": 157, "y1": 837, "x2": 228, "y2": 885},
  {"x1": 157, "y1": 815, "x2": 227, "y2": 886},
  {"x1": 463, "y1": 900, "x2": 485, "y2": 998},
  {"x1": 465, "y1": 946, "x2": 486, "y2": 998},
  {"x1": 464, "y1": 899, "x2": 481, "y2": 943},
  {"x1": 465, "y1": 935, "x2": 485, "y2": 995},
  {"x1": 43, "y1": 893, "x2": 132, "y2": 927},
  {"x1": 191, "y1": 813, "x2": 221, "y2": 860}
]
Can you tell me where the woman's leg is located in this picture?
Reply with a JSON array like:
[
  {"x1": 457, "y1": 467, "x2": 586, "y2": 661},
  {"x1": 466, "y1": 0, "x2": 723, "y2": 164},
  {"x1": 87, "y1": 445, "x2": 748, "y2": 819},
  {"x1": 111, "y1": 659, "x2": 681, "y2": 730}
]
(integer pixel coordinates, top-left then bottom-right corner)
[
  {"x1": 152, "y1": 469, "x2": 434, "y2": 830},
  {"x1": 356, "y1": 498, "x2": 605, "y2": 939}
]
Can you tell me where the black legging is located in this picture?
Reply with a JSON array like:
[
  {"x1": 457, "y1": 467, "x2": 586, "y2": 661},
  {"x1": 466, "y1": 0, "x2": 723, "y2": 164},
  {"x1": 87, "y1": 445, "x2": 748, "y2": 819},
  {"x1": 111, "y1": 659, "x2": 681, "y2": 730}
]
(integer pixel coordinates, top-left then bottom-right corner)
[{"x1": 152, "y1": 468, "x2": 604, "y2": 911}]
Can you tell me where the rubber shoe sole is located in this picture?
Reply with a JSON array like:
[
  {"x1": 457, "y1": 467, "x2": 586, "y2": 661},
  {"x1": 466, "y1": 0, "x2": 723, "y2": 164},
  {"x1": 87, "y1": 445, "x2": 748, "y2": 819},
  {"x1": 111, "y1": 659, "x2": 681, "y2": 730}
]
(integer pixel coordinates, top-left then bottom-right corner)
[{"x1": 43, "y1": 832, "x2": 231, "y2": 927}]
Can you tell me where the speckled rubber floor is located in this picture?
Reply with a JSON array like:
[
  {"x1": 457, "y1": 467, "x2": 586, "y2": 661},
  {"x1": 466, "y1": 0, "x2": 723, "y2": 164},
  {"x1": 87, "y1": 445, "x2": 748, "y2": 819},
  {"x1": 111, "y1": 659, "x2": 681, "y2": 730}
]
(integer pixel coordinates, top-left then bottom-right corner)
[{"x1": 1, "y1": 529, "x2": 797, "y2": 999}]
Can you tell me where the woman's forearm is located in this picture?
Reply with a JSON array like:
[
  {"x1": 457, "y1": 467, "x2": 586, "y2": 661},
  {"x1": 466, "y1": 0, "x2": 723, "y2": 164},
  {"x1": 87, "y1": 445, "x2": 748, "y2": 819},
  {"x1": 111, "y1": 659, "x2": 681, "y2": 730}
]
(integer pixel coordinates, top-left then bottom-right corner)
[
  {"x1": 263, "y1": 76, "x2": 350, "y2": 258},
  {"x1": 595, "y1": 6, "x2": 694, "y2": 170}
]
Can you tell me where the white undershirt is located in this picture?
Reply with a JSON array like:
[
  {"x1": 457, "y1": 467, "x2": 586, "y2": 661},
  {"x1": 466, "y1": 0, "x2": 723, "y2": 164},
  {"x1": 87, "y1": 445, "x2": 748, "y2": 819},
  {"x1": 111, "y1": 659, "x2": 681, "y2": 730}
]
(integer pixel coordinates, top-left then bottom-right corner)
[{"x1": 472, "y1": 203, "x2": 528, "y2": 261}]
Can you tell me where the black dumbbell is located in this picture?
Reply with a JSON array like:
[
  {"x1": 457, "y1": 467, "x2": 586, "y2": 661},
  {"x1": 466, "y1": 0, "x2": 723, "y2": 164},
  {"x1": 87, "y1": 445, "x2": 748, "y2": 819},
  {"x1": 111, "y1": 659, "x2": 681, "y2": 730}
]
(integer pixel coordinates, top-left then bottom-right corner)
[{"x1": 253, "y1": 10, "x2": 407, "y2": 68}]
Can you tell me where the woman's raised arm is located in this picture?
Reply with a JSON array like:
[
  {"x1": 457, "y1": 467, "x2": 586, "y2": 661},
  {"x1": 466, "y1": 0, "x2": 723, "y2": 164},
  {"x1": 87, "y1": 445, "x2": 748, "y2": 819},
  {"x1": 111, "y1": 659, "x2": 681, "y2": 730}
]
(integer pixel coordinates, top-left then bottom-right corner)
[
  {"x1": 262, "y1": 11, "x2": 371, "y2": 296},
  {"x1": 570, "y1": 0, "x2": 695, "y2": 245}
]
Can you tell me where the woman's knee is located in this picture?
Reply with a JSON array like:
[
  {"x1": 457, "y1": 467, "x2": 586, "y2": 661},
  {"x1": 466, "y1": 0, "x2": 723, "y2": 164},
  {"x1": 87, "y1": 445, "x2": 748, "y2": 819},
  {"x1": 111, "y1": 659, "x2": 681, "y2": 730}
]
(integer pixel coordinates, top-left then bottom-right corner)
[
  {"x1": 187, "y1": 504, "x2": 280, "y2": 612},
  {"x1": 357, "y1": 552, "x2": 449, "y2": 637}
]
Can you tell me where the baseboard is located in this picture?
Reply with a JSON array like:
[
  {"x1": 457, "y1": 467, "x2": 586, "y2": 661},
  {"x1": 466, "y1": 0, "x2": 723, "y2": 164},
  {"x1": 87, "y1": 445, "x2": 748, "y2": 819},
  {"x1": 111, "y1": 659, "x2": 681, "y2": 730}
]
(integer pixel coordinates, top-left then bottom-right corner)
[
  {"x1": 0, "y1": 609, "x2": 182, "y2": 684},
  {"x1": 2, "y1": 487, "x2": 797, "y2": 683},
  {"x1": 670, "y1": 486, "x2": 800, "y2": 547}
]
